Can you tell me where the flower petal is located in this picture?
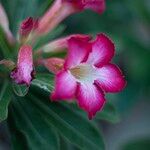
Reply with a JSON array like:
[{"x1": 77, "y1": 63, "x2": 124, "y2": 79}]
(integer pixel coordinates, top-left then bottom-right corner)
[
  {"x1": 19, "y1": 17, "x2": 34, "y2": 37},
  {"x1": 51, "y1": 71, "x2": 77, "y2": 100},
  {"x1": 83, "y1": 0, "x2": 106, "y2": 14},
  {"x1": 86, "y1": 34, "x2": 114, "y2": 67},
  {"x1": 76, "y1": 83, "x2": 106, "y2": 119},
  {"x1": 95, "y1": 64, "x2": 126, "y2": 93},
  {"x1": 65, "y1": 0, "x2": 105, "y2": 14},
  {"x1": 10, "y1": 45, "x2": 34, "y2": 86},
  {"x1": 42, "y1": 34, "x2": 91, "y2": 53},
  {"x1": 0, "y1": 3, "x2": 15, "y2": 44},
  {"x1": 64, "y1": 37, "x2": 91, "y2": 69}
]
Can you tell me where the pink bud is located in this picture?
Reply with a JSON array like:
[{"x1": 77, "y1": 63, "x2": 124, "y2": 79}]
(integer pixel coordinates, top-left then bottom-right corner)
[
  {"x1": 10, "y1": 45, "x2": 34, "y2": 86},
  {"x1": 19, "y1": 17, "x2": 39, "y2": 43},
  {"x1": 0, "y1": 3, "x2": 15, "y2": 45},
  {"x1": 19, "y1": 17, "x2": 34, "y2": 37},
  {"x1": 42, "y1": 58, "x2": 64, "y2": 74},
  {"x1": 42, "y1": 34, "x2": 91, "y2": 53},
  {"x1": 37, "y1": 0, "x2": 105, "y2": 35}
]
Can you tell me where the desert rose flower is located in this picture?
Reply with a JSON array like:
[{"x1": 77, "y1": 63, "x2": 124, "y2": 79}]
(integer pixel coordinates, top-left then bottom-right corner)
[
  {"x1": 37, "y1": 0, "x2": 105, "y2": 35},
  {"x1": 51, "y1": 34, "x2": 126, "y2": 119},
  {"x1": 10, "y1": 45, "x2": 34, "y2": 86}
]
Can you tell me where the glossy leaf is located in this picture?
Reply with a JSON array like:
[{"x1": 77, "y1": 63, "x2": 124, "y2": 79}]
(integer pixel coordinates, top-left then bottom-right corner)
[
  {"x1": 27, "y1": 92, "x2": 105, "y2": 150},
  {"x1": 8, "y1": 96, "x2": 60, "y2": 150},
  {"x1": 12, "y1": 82, "x2": 29, "y2": 97},
  {"x1": 0, "y1": 80, "x2": 11, "y2": 122},
  {"x1": 32, "y1": 73, "x2": 54, "y2": 93}
]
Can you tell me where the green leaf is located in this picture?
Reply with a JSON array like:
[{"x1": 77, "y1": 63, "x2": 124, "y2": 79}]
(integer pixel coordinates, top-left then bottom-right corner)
[
  {"x1": 8, "y1": 96, "x2": 60, "y2": 150},
  {"x1": 121, "y1": 138, "x2": 150, "y2": 150},
  {"x1": 32, "y1": 73, "x2": 54, "y2": 93},
  {"x1": 12, "y1": 82, "x2": 29, "y2": 97},
  {"x1": 95, "y1": 102, "x2": 120, "y2": 124},
  {"x1": 27, "y1": 93, "x2": 105, "y2": 150},
  {"x1": 0, "y1": 80, "x2": 12, "y2": 122},
  {"x1": 31, "y1": 74, "x2": 105, "y2": 149},
  {"x1": 0, "y1": 27, "x2": 12, "y2": 58}
]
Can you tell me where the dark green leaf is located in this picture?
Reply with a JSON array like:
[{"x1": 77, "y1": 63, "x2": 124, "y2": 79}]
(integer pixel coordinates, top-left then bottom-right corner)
[
  {"x1": 0, "y1": 27, "x2": 12, "y2": 58},
  {"x1": 8, "y1": 96, "x2": 60, "y2": 150},
  {"x1": 27, "y1": 93, "x2": 105, "y2": 150},
  {"x1": 0, "y1": 80, "x2": 11, "y2": 122},
  {"x1": 121, "y1": 138, "x2": 150, "y2": 150}
]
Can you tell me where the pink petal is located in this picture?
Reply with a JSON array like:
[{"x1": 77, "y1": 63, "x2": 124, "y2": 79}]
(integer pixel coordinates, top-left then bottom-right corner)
[
  {"x1": 95, "y1": 64, "x2": 126, "y2": 93},
  {"x1": 65, "y1": 0, "x2": 105, "y2": 14},
  {"x1": 87, "y1": 34, "x2": 115, "y2": 67},
  {"x1": 19, "y1": 17, "x2": 34, "y2": 37},
  {"x1": 0, "y1": 3, "x2": 15, "y2": 45},
  {"x1": 37, "y1": 0, "x2": 75, "y2": 35},
  {"x1": 42, "y1": 58, "x2": 64, "y2": 74},
  {"x1": 76, "y1": 83, "x2": 106, "y2": 119},
  {"x1": 64, "y1": 37, "x2": 91, "y2": 69},
  {"x1": 51, "y1": 71, "x2": 77, "y2": 100},
  {"x1": 42, "y1": 34, "x2": 91, "y2": 53},
  {"x1": 84, "y1": 0, "x2": 105, "y2": 14},
  {"x1": 10, "y1": 45, "x2": 34, "y2": 86}
]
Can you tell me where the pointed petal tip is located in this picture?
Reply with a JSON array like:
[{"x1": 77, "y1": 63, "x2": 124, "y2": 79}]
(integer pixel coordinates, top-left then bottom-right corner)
[
  {"x1": 86, "y1": 33, "x2": 115, "y2": 67},
  {"x1": 76, "y1": 83, "x2": 106, "y2": 120}
]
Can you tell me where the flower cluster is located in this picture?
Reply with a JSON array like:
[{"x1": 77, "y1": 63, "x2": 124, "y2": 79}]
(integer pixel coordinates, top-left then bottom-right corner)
[{"x1": 0, "y1": 0, "x2": 126, "y2": 119}]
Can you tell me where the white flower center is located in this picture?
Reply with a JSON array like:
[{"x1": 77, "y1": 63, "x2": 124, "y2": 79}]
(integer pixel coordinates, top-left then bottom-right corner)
[{"x1": 70, "y1": 63, "x2": 97, "y2": 84}]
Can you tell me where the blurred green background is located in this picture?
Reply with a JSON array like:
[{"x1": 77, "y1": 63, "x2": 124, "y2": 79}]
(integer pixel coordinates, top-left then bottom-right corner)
[{"x1": 0, "y1": 0, "x2": 150, "y2": 149}]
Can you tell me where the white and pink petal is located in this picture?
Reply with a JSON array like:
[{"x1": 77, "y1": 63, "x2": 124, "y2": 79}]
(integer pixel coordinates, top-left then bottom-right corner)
[
  {"x1": 76, "y1": 83, "x2": 106, "y2": 119},
  {"x1": 64, "y1": 37, "x2": 91, "y2": 69},
  {"x1": 86, "y1": 34, "x2": 114, "y2": 67},
  {"x1": 51, "y1": 71, "x2": 77, "y2": 100},
  {"x1": 95, "y1": 64, "x2": 126, "y2": 93}
]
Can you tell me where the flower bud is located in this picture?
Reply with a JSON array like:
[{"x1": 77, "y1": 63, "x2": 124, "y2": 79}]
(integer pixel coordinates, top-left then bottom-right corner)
[{"x1": 10, "y1": 45, "x2": 34, "y2": 86}]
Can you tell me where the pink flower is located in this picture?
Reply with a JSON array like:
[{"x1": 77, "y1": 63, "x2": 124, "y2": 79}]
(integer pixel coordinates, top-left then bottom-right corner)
[
  {"x1": 51, "y1": 34, "x2": 126, "y2": 119},
  {"x1": 37, "y1": 0, "x2": 105, "y2": 35},
  {"x1": 10, "y1": 45, "x2": 34, "y2": 86}
]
